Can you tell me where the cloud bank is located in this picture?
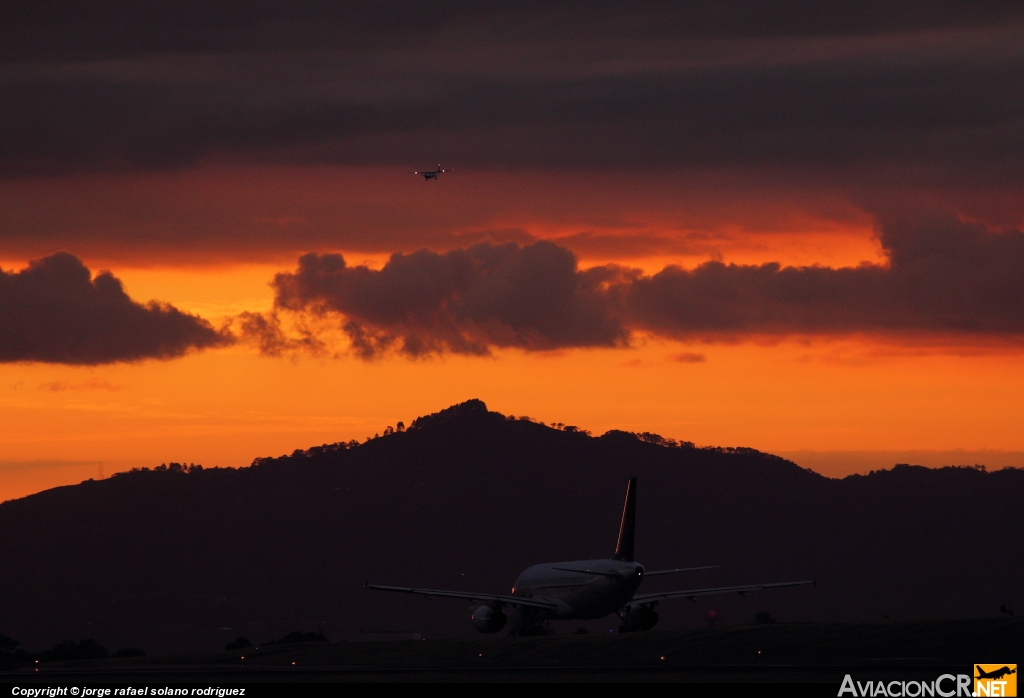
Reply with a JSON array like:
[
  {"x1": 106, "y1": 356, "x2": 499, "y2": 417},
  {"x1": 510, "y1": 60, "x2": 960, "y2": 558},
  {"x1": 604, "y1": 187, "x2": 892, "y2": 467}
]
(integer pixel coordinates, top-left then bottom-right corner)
[
  {"x1": 2, "y1": 2, "x2": 1023, "y2": 265},
  {"x1": 1, "y1": 2, "x2": 1022, "y2": 182},
  {"x1": 268, "y1": 241, "x2": 630, "y2": 357},
  {"x1": 630, "y1": 212, "x2": 1024, "y2": 337},
  {"x1": 0, "y1": 252, "x2": 230, "y2": 364},
  {"x1": 257, "y1": 212, "x2": 1024, "y2": 357}
]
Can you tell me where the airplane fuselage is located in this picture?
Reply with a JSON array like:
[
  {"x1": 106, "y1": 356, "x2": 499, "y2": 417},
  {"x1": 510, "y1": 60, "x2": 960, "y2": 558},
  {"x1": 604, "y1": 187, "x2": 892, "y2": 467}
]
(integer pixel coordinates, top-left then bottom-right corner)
[{"x1": 512, "y1": 559, "x2": 645, "y2": 619}]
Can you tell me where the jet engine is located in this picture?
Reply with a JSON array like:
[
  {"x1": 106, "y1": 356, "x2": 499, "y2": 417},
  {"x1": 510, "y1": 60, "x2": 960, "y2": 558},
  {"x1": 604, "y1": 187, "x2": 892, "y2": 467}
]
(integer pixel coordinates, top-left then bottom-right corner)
[
  {"x1": 618, "y1": 605, "x2": 658, "y2": 633},
  {"x1": 471, "y1": 605, "x2": 507, "y2": 633}
]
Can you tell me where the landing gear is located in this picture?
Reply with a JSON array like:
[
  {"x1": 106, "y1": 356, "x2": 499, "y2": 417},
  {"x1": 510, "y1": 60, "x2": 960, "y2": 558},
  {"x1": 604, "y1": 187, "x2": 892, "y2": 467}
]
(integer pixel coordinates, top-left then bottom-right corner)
[{"x1": 505, "y1": 607, "x2": 553, "y2": 636}]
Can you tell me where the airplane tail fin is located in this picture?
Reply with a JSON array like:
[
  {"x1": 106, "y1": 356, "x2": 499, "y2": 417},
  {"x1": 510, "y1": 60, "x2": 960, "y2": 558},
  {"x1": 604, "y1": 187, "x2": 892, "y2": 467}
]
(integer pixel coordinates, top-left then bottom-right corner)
[{"x1": 613, "y1": 476, "x2": 637, "y2": 561}]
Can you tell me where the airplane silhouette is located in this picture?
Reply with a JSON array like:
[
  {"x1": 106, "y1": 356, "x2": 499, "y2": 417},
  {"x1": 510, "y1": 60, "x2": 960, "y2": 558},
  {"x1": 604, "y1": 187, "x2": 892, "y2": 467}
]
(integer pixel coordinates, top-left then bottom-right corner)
[
  {"x1": 976, "y1": 666, "x2": 1017, "y2": 680},
  {"x1": 368, "y1": 477, "x2": 814, "y2": 635},
  {"x1": 410, "y1": 165, "x2": 451, "y2": 181}
]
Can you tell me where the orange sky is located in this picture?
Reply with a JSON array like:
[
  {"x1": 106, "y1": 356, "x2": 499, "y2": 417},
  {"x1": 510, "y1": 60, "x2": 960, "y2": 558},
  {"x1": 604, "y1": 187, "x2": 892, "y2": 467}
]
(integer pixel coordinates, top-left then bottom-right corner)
[
  {"x1": 5, "y1": 6, "x2": 1024, "y2": 504},
  {"x1": 4, "y1": 333, "x2": 1024, "y2": 501},
  {"x1": 4, "y1": 233, "x2": 1024, "y2": 502}
]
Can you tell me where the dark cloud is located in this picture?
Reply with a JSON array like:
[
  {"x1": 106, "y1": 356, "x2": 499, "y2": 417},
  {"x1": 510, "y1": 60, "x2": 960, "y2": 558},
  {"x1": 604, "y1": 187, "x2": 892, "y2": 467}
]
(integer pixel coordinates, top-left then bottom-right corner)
[
  {"x1": 235, "y1": 310, "x2": 325, "y2": 357},
  {"x1": 269, "y1": 241, "x2": 631, "y2": 357},
  {"x1": 628, "y1": 212, "x2": 1024, "y2": 337},
  {"x1": 2, "y1": 1, "x2": 1018, "y2": 61},
  {"x1": 265, "y1": 213, "x2": 1024, "y2": 357},
  {"x1": 1, "y1": 2, "x2": 1023, "y2": 180},
  {"x1": 668, "y1": 352, "x2": 707, "y2": 363},
  {"x1": 3, "y1": 3, "x2": 1023, "y2": 270},
  {"x1": 0, "y1": 252, "x2": 230, "y2": 364}
]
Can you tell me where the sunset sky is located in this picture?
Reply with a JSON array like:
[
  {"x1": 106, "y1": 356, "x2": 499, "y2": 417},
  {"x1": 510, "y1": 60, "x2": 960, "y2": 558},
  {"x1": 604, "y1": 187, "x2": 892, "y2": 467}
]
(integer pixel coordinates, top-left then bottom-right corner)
[{"x1": 3, "y1": 1, "x2": 1024, "y2": 501}]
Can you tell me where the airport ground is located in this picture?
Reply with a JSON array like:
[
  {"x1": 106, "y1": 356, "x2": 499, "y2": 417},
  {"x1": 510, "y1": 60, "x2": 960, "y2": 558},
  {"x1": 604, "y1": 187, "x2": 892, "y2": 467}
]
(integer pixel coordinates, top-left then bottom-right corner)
[{"x1": 1, "y1": 618, "x2": 1019, "y2": 684}]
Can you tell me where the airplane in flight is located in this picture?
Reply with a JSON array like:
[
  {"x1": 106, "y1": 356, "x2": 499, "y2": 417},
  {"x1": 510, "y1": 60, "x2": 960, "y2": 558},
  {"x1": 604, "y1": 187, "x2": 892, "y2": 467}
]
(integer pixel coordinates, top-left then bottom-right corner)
[
  {"x1": 367, "y1": 477, "x2": 814, "y2": 634},
  {"x1": 410, "y1": 165, "x2": 451, "y2": 181}
]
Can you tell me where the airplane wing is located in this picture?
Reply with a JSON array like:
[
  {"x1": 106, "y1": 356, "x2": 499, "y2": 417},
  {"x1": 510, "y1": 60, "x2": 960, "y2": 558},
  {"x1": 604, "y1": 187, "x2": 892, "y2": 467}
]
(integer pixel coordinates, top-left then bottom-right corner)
[
  {"x1": 365, "y1": 583, "x2": 559, "y2": 611},
  {"x1": 643, "y1": 565, "x2": 719, "y2": 576},
  {"x1": 631, "y1": 579, "x2": 815, "y2": 604}
]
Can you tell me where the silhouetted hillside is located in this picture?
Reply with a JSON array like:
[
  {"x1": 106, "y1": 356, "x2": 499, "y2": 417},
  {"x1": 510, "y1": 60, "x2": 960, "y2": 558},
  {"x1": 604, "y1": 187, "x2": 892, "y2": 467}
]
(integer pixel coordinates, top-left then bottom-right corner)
[{"x1": 0, "y1": 400, "x2": 1019, "y2": 654}]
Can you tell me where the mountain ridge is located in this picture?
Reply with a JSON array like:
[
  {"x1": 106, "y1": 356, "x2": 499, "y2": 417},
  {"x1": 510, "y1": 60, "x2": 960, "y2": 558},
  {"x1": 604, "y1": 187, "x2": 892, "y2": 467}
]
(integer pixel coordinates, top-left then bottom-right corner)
[{"x1": 0, "y1": 399, "x2": 1019, "y2": 654}]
